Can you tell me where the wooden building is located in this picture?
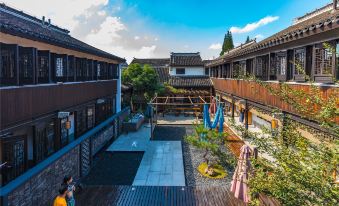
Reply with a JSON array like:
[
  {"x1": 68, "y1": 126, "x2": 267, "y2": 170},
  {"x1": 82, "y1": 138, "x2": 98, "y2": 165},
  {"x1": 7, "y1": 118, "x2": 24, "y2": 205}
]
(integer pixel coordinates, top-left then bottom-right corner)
[
  {"x1": 130, "y1": 55, "x2": 213, "y2": 114},
  {"x1": 0, "y1": 2, "x2": 126, "y2": 195},
  {"x1": 206, "y1": 1, "x2": 339, "y2": 141}
]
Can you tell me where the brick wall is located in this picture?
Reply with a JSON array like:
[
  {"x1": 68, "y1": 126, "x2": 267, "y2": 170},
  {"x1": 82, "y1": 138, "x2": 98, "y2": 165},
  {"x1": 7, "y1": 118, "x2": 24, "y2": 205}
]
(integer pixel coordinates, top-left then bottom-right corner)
[{"x1": 7, "y1": 147, "x2": 80, "y2": 206}]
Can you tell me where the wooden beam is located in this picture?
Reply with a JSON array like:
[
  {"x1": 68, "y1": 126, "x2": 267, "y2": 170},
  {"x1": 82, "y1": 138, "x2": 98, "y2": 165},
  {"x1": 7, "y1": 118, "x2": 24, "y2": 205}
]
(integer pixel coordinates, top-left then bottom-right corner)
[
  {"x1": 164, "y1": 96, "x2": 169, "y2": 104},
  {"x1": 199, "y1": 96, "x2": 206, "y2": 103},
  {"x1": 1, "y1": 32, "x2": 121, "y2": 64},
  {"x1": 188, "y1": 96, "x2": 193, "y2": 104}
]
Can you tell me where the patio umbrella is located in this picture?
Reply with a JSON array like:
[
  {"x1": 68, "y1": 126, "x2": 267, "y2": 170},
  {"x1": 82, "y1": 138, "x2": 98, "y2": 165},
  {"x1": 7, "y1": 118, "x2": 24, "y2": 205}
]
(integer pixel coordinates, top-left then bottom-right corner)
[{"x1": 230, "y1": 145, "x2": 252, "y2": 203}]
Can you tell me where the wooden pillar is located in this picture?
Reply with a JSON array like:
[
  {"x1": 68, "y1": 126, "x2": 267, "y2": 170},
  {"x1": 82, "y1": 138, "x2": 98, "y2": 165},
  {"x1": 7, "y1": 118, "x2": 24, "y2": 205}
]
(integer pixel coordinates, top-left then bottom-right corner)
[
  {"x1": 91, "y1": 60, "x2": 94, "y2": 80},
  {"x1": 32, "y1": 48, "x2": 37, "y2": 84},
  {"x1": 65, "y1": 55, "x2": 69, "y2": 82},
  {"x1": 231, "y1": 96, "x2": 235, "y2": 119},
  {"x1": 244, "y1": 100, "x2": 249, "y2": 130},
  {"x1": 14, "y1": 45, "x2": 19, "y2": 85},
  {"x1": 48, "y1": 52, "x2": 52, "y2": 83}
]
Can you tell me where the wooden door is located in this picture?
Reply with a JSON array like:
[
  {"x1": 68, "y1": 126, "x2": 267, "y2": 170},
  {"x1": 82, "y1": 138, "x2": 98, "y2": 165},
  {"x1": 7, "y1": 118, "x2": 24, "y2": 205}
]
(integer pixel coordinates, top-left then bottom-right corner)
[{"x1": 1, "y1": 136, "x2": 27, "y2": 185}]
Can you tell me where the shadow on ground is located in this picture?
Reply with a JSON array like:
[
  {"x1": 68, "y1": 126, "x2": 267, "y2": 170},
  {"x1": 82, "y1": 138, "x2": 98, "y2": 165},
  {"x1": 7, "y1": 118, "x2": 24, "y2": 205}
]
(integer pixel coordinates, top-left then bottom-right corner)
[{"x1": 82, "y1": 151, "x2": 144, "y2": 185}]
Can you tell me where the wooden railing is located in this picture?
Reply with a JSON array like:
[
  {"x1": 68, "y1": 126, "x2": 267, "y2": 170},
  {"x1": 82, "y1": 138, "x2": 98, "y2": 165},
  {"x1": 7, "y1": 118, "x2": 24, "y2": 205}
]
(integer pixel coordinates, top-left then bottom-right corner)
[
  {"x1": 211, "y1": 78, "x2": 339, "y2": 119},
  {"x1": 0, "y1": 80, "x2": 117, "y2": 130}
]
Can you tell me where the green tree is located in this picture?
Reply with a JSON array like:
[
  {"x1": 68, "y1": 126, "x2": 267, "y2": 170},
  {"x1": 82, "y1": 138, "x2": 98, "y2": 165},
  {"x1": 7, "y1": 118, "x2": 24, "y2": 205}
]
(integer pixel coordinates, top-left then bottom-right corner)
[
  {"x1": 245, "y1": 36, "x2": 250, "y2": 43},
  {"x1": 185, "y1": 124, "x2": 235, "y2": 173},
  {"x1": 122, "y1": 63, "x2": 159, "y2": 101},
  {"x1": 220, "y1": 30, "x2": 234, "y2": 56}
]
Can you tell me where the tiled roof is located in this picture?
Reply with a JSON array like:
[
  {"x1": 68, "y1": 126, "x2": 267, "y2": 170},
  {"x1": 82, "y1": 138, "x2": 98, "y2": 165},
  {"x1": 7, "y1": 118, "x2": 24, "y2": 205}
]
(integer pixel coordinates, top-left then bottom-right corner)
[
  {"x1": 207, "y1": 4, "x2": 339, "y2": 67},
  {"x1": 168, "y1": 76, "x2": 212, "y2": 88},
  {"x1": 130, "y1": 58, "x2": 170, "y2": 84},
  {"x1": 130, "y1": 58, "x2": 170, "y2": 67},
  {"x1": 0, "y1": 3, "x2": 125, "y2": 62},
  {"x1": 170, "y1": 52, "x2": 204, "y2": 67},
  {"x1": 155, "y1": 67, "x2": 170, "y2": 84}
]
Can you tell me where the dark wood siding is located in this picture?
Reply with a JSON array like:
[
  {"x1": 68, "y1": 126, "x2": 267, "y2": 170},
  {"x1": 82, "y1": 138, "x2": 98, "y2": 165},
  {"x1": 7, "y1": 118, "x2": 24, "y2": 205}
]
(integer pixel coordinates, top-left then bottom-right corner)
[
  {"x1": 211, "y1": 78, "x2": 338, "y2": 124},
  {"x1": 0, "y1": 80, "x2": 117, "y2": 130}
]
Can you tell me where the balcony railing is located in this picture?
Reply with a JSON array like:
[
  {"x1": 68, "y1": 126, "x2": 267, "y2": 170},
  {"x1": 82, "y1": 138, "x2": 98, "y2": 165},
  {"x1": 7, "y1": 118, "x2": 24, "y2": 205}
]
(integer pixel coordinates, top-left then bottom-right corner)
[
  {"x1": 0, "y1": 80, "x2": 117, "y2": 130},
  {"x1": 211, "y1": 78, "x2": 339, "y2": 118}
]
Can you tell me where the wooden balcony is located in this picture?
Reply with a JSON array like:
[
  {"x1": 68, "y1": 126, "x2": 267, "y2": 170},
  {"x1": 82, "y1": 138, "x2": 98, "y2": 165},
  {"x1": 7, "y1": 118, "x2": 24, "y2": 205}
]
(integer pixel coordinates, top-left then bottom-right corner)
[
  {"x1": 0, "y1": 80, "x2": 117, "y2": 130},
  {"x1": 211, "y1": 78, "x2": 338, "y2": 117}
]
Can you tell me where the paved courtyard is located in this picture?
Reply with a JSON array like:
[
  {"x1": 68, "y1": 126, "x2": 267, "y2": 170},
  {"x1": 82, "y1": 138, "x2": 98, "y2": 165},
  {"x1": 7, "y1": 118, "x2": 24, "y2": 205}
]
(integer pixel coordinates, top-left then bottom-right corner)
[{"x1": 107, "y1": 124, "x2": 185, "y2": 186}]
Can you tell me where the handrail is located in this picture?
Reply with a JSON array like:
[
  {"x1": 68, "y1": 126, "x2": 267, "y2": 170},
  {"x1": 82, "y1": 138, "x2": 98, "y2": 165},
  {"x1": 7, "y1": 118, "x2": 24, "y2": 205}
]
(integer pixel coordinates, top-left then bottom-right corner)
[{"x1": 0, "y1": 107, "x2": 130, "y2": 196}]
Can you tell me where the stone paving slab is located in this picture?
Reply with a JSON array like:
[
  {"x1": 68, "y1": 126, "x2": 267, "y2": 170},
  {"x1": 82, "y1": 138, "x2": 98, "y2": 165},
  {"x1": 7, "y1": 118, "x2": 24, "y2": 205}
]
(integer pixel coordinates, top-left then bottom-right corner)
[
  {"x1": 106, "y1": 124, "x2": 185, "y2": 186},
  {"x1": 106, "y1": 125, "x2": 151, "y2": 152}
]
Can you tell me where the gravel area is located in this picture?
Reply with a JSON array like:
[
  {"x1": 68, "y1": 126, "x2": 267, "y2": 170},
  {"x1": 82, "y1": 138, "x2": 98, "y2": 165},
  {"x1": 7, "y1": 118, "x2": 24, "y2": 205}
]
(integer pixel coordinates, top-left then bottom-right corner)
[
  {"x1": 154, "y1": 124, "x2": 235, "y2": 187},
  {"x1": 183, "y1": 126, "x2": 234, "y2": 187}
]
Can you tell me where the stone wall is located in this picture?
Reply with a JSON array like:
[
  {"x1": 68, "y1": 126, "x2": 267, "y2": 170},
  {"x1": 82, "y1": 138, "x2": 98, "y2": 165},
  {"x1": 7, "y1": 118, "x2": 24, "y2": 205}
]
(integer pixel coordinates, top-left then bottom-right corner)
[
  {"x1": 7, "y1": 147, "x2": 80, "y2": 206},
  {"x1": 91, "y1": 125, "x2": 114, "y2": 155}
]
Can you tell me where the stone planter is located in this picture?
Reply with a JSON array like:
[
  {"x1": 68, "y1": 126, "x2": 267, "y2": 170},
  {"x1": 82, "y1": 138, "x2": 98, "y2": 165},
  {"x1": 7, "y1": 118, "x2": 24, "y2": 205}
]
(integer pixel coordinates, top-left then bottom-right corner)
[{"x1": 123, "y1": 116, "x2": 144, "y2": 132}]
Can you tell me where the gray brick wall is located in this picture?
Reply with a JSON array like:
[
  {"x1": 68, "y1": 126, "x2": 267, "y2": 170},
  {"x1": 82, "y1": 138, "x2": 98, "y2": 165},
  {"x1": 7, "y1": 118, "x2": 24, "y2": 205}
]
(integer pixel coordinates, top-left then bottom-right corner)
[{"x1": 7, "y1": 147, "x2": 80, "y2": 206}]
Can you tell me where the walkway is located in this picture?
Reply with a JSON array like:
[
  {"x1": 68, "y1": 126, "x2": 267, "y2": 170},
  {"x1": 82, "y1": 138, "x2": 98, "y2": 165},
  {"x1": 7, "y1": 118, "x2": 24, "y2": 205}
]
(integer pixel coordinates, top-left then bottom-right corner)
[
  {"x1": 107, "y1": 124, "x2": 185, "y2": 186},
  {"x1": 75, "y1": 185, "x2": 245, "y2": 206}
]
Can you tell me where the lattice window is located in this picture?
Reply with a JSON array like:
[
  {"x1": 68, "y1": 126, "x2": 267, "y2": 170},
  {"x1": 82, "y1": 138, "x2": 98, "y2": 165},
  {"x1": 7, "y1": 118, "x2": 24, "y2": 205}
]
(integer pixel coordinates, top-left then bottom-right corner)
[
  {"x1": 55, "y1": 57, "x2": 64, "y2": 77},
  {"x1": 273, "y1": 53, "x2": 287, "y2": 75},
  {"x1": 314, "y1": 45, "x2": 334, "y2": 76},
  {"x1": 2, "y1": 136, "x2": 26, "y2": 185},
  {"x1": 87, "y1": 106, "x2": 95, "y2": 129},
  {"x1": 294, "y1": 48, "x2": 306, "y2": 75},
  {"x1": 255, "y1": 57, "x2": 263, "y2": 77},
  {"x1": 60, "y1": 118, "x2": 69, "y2": 147}
]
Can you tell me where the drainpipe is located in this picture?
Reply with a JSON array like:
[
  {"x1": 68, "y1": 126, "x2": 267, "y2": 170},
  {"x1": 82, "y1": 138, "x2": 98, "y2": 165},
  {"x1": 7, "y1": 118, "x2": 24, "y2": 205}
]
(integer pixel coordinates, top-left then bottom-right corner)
[{"x1": 116, "y1": 63, "x2": 122, "y2": 113}]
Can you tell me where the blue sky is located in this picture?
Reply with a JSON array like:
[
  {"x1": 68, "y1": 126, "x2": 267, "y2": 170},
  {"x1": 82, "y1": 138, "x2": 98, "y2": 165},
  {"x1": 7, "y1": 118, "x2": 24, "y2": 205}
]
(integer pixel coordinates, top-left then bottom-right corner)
[{"x1": 6, "y1": 0, "x2": 331, "y2": 61}]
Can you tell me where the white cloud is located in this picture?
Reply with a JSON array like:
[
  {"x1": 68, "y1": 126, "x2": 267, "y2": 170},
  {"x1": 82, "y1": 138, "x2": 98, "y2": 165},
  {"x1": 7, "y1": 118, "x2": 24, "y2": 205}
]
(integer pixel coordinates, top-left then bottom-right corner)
[
  {"x1": 4, "y1": 0, "x2": 166, "y2": 62},
  {"x1": 208, "y1": 43, "x2": 222, "y2": 50},
  {"x1": 255, "y1": 34, "x2": 264, "y2": 40},
  {"x1": 230, "y1": 16, "x2": 279, "y2": 34}
]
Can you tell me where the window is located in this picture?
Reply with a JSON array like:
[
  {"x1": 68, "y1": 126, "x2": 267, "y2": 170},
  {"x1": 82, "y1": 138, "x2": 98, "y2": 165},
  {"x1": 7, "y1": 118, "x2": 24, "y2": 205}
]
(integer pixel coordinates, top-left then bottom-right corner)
[
  {"x1": 37, "y1": 52, "x2": 49, "y2": 83},
  {"x1": 60, "y1": 118, "x2": 69, "y2": 147},
  {"x1": 87, "y1": 106, "x2": 94, "y2": 129},
  {"x1": 46, "y1": 121, "x2": 55, "y2": 156},
  {"x1": 205, "y1": 68, "x2": 209, "y2": 75},
  {"x1": 1, "y1": 44, "x2": 17, "y2": 86},
  {"x1": 294, "y1": 48, "x2": 306, "y2": 75},
  {"x1": 273, "y1": 53, "x2": 287, "y2": 75},
  {"x1": 176, "y1": 68, "x2": 185, "y2": 75},
  {"x1": 76, "y1": 108, "x2": 87, "y2": 136},
  {"x1": 55, "y1": 57, "x2": 64, "y2": 77},
  {"x1": 314, "y1": 43, "x2": 334, "y2": 76},
  {"x1": 68, "y1": 56, "x2": 75, "y2": 80},
  {"x1": 97, "y1": 63, "x2": 101, "y2": 77}
]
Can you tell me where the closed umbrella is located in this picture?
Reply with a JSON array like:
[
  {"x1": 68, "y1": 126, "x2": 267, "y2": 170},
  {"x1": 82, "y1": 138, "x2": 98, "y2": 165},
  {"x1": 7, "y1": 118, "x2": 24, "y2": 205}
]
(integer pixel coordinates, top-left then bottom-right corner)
[{"x1": 230, "y1": 145, "x2": 252, "y2": 203}]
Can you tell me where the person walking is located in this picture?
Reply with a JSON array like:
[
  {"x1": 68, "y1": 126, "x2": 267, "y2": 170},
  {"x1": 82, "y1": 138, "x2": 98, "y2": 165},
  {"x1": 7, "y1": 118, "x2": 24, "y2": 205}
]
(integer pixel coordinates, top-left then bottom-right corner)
[
  {"x1": 62, "y1": 176, "x2": 76, "y2": 206},
  {"x1": 53, "y1": 187, "x2": 68, "y2": 206}
]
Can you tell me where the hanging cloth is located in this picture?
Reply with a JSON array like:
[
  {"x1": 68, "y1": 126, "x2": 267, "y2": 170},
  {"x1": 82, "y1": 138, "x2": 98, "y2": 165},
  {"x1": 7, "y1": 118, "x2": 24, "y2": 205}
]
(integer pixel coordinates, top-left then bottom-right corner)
[{"x1": 203, "y1": 103, "x2": 224, "y2": 133}]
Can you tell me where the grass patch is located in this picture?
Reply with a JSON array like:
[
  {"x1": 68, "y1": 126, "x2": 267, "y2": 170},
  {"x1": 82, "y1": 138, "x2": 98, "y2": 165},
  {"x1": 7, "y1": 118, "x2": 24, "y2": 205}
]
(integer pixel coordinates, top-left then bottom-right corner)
[{"x1": 197, "y1": 162, "x2": 227, "y2": 179}]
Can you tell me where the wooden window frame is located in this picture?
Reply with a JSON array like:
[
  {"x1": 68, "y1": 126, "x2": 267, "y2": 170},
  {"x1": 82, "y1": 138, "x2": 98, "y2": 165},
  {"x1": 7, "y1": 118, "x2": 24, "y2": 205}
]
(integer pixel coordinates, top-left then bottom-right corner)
[
  {"x1": 37, "y1": 50, "x2": 50, "y2": 84},
  {"x1": 293, "y1": 47, "x2": 306, "y2": 82},
  {"x1": 312, "y1": 42, "x2": 336, "y2": 83},
  {"x1": 1, "y1": 135, "x2": 27, "y2": 186},
  {"x1": 0, "y1": 44, "x2": 18, "y2": 86},
  {"x1": 176, "y1": 68, "x2": 185, "y2": 75},
  {"x1": 272, "y1": 52, "x2": 287, "y2": 81}
]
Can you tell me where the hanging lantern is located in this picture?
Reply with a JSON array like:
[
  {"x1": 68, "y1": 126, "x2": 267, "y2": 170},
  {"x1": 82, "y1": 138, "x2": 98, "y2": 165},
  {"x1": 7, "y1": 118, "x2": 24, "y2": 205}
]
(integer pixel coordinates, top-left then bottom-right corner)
[
  {"x1": 65, "y1": 120, "x2": 71, "y2": 130},
  {"x1": 271, "y1": 119, "x2": 278, "y2": 129}
]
